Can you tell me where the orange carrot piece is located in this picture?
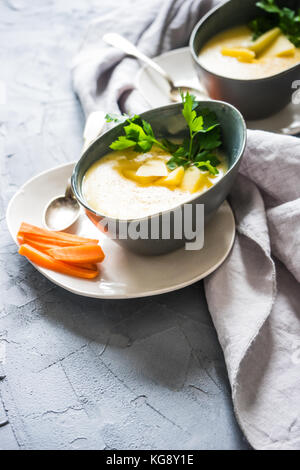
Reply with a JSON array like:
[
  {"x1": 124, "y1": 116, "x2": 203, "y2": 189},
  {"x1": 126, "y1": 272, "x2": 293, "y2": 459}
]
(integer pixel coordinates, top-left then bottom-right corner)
[
  {"x1": 18, "y1": 237, "x2": 57, "y2": 253},
  {"x1": 68, "y1": 262, "x2": 98, "y2": 270},
  {"x1": 48, "y1": 244, "x2": 105, "y2": 264},
  {"x1": 19, "y1": 244, "x2": 99, "y2": 279},
  {"x1": 18, "y1": 222, "x2": 98, "y2": 245},
  {"x1": 17, "y1": 234, "x2": 25, "y2": 244},
  {"x1": 19, "y1": 234, "x2": 87, "y2": 247}
]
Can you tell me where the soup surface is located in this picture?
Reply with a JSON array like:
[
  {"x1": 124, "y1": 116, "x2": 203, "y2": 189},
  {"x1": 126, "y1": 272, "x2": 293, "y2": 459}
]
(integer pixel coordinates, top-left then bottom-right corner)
[
  {"x1": 198, "y1": 25, "x2": 300, "y2": 80},
  {"x1": 83, "y1": 146, "x2": 227, "y2": 220}
]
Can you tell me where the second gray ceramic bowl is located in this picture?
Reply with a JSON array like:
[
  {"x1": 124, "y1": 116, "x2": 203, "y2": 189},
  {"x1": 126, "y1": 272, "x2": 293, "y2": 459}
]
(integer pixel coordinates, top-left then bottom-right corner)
[
  {"x1": 190, "y1": 0, "x2": 300, "y2": 120},
  {"x1": 72, "y1": 101, "x2": 246, "y2": 256}
]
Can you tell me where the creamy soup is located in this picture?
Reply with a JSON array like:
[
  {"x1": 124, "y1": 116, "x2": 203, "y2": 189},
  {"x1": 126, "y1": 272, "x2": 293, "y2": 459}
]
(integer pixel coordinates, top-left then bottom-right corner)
[
  {"x1": 83, "y1": 146, "x2": 227, "y2": 220},
  {"x1": 198, "y1": 25, "x2": 300, "y2": 80}
]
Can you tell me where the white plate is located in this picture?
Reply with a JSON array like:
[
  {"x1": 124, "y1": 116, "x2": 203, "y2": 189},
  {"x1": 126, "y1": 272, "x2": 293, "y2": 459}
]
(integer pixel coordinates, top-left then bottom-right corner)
[
  {"x1": 136, "y1": 47, "x2": 300, "y2": 135},
  {"x1": 6, "y1": 163, "x2": 235, "y2": 299}
]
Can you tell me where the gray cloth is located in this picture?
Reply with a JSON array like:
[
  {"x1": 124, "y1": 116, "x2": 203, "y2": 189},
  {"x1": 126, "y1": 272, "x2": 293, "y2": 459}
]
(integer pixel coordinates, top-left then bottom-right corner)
[{"x1": 72, "y1": 0, "x2": 300, "y2": 450}]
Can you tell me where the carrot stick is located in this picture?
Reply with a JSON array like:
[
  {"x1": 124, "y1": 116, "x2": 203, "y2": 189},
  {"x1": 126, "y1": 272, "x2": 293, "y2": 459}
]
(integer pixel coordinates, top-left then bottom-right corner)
[
  {"x1": 18, "y1": 222, "x2": 99, "y2": 245},
  {"x1": 19, "y1": 234, "x2": 88, "y2": 247},
  {"x1": 17, "y1": 234, "x2": 25, "y2": 244},
  {"x1": 17, "y1": 237, "x2": 56, "y2": 252},
  {"x1": 69, "y1": 262, "x2": 97, "y2": 270},
  {"x1": 19, "y1": 244, "x2": 99, "y2": 279},
  {"x1": 48, "y1": 244, "x2": 105, "y2": 264}
]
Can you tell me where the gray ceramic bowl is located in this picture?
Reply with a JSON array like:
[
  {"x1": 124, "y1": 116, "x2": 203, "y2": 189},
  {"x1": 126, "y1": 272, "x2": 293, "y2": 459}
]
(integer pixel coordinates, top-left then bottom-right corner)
[
  {"x1": 190, "y1": 0, "x2": 300, "y2": 120},
  {"x1": 72, "y1": 101, "x2": 246, "y2": 255}
]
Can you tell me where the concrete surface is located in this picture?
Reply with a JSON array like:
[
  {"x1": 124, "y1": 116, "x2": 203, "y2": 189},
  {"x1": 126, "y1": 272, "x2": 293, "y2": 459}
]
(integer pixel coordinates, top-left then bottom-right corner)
[{"x1": 0, "y1": 0, "x2": 250, "y2": 450}]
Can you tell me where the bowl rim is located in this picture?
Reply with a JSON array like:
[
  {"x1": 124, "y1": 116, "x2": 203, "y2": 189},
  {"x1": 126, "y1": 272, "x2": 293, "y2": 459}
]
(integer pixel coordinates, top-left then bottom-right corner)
[
  {"x1": 71, "y1": 100, "x2": 247, "y2": 223},
  {"x1": 189, "y1": 0, "x2": 300, "y2": 84}
]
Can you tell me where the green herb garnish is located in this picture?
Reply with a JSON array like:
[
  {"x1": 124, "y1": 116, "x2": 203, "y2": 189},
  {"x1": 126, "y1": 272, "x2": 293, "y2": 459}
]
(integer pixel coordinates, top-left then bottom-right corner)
[
  {"x1": 105, "y1": 92, "x2": 222, "y2": 176},
  {"x1": 249, "y1": 0, "x2": 300, "y2": 46},
  {"x1": 105, "y1": 112, "x2": 130, "y2": 123},
  {"x1": 107, "y1": 115, "x2": 168, "y2": 153}
]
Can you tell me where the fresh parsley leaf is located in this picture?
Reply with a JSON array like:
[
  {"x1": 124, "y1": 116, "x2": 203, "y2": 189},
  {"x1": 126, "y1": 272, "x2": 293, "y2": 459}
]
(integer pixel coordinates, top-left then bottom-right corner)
[
  {"x1": 190, "y1": 115, "x2": 204, "y2": 133},
  {"x1": 135, "y1": 140, "x2": 153, "y2": 152},
  {"x1": 124, "y1": 122, "x2": 146, "y2": 141},
  {"x1": 173, "y1": 146, "x2": 188, "y2": 158},
  {"x1": 166, "y1": 155, "x2": 189, "y2": 170},
  {"x1": 195, "y1": 161, "x2": 219, "y2": 175},
  {"x1": 166, "y1": 157, "x2": 180, "y2": 170},
  {"x1": 166, "y1": 158, "x2": 178, "y2": 170},
  {"x1": 205, "y1": 154, "x2": 221, "y2": 167},
  {"x1": 142, "y1": 120, "x2": 154, "y2": 137},
  {"x1": 256, "y1": 0, "x2": 281, "y2": 14},
  {"x1": 182, "y1": 92, "x2": 198, "y2": 128},
  {"x1": 124, "y1": 127, "x2": 140, "y2": 142},
  {"x1": 182, "y1": 93, "x2": 213, "y2": 135},
  {"x1": 195, "y1": 152, "x2": 221, "y2": 167},
  {"x1": 110, "y1": 136, "x2": 137, "y2": 150},
  {"x1": 105, "y1": 113, "x2": 130, "y2": 123},
  {"x1": 198, "y1": 108, "x2": 219, "y2": 130},
  {"x1": 194, "y1": 126, "x2": 221, "y2": 151},
  {"x1": 160, "y1": 138, "x2": 181, "y2": 154}
]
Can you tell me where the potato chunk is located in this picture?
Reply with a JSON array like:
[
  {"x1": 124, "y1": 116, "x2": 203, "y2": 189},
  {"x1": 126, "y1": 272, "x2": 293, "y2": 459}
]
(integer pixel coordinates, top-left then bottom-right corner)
[
  {"x1": 249, "y1": 27, "x2": 281, "y2": 55},
  {"x1": 221, "y1": 47, "x2": 255, "y2": 61},
  {"x1": 159, "y1": 166, "x2": 185, "y2": 187},
  {"x1": 122, "y1": 169, "x2": 159, "y2": 184},
  {"x1": 181, "y1": 166, "x2": 208, "y2": 193},
  {"x1": 265, "y1": 34, "x2": 296, "y2": 57},
  {"x1": 136, "y1": 159, "x2": 168, "y2": 177}
]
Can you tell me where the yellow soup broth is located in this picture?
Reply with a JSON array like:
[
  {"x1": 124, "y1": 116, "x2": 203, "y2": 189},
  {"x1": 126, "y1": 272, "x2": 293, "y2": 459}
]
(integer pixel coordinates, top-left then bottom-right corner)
[
  {"x1": 198, "y1": 25, "x2": 300, "y2": 80},
  {"x1": 83, "y1": 146, "x2": 227, "y2": 220}
]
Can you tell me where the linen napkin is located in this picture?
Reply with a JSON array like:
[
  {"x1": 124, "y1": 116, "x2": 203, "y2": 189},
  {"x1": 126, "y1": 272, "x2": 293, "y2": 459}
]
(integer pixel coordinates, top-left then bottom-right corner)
[{"x1": 72, "y1": 0, "x2": 300, "y2": 450}]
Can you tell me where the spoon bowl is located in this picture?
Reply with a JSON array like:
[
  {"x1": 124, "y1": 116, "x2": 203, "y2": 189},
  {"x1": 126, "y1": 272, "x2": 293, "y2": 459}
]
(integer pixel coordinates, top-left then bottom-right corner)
[{"x1": 43, "y1": 181, "x2": 81, "y2": 231}]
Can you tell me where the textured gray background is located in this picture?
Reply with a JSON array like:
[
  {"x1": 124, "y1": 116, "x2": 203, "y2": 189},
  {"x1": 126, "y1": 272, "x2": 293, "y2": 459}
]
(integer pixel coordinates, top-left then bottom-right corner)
[{"x1": 0, "y1": 0, "x2": 249, "y2": 450}]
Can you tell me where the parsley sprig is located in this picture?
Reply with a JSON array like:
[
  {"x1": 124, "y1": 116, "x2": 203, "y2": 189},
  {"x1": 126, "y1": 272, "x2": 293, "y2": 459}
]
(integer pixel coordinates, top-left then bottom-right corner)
[
  {"x1": 106, "y1": 115, "x2": 164, "y2": 153},
  {"x1": 105, "y1": 92, "x2": 222, "y2": 176},
  {"x1": 249, "y1": 0, "x2": 300, "y2": 46}
]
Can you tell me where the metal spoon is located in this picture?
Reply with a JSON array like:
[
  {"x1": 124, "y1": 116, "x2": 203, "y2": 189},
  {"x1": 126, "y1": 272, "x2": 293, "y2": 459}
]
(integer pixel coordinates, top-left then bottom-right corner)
[
  {"x1": 43, "y1": 180, "x2": 81, "y2": 231},
  {"x1": 103, "y1": 33, "x2": 207, "y2": 102}
]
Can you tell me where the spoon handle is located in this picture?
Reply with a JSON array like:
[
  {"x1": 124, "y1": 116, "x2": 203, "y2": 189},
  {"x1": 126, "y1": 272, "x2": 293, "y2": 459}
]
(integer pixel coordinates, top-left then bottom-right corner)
[
  {"x1": 103, "y1": 33, "x2": 174, "y2": 89},
  {"x1": 65, "y1": 179, "x2": 76, "y2": 200}
]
